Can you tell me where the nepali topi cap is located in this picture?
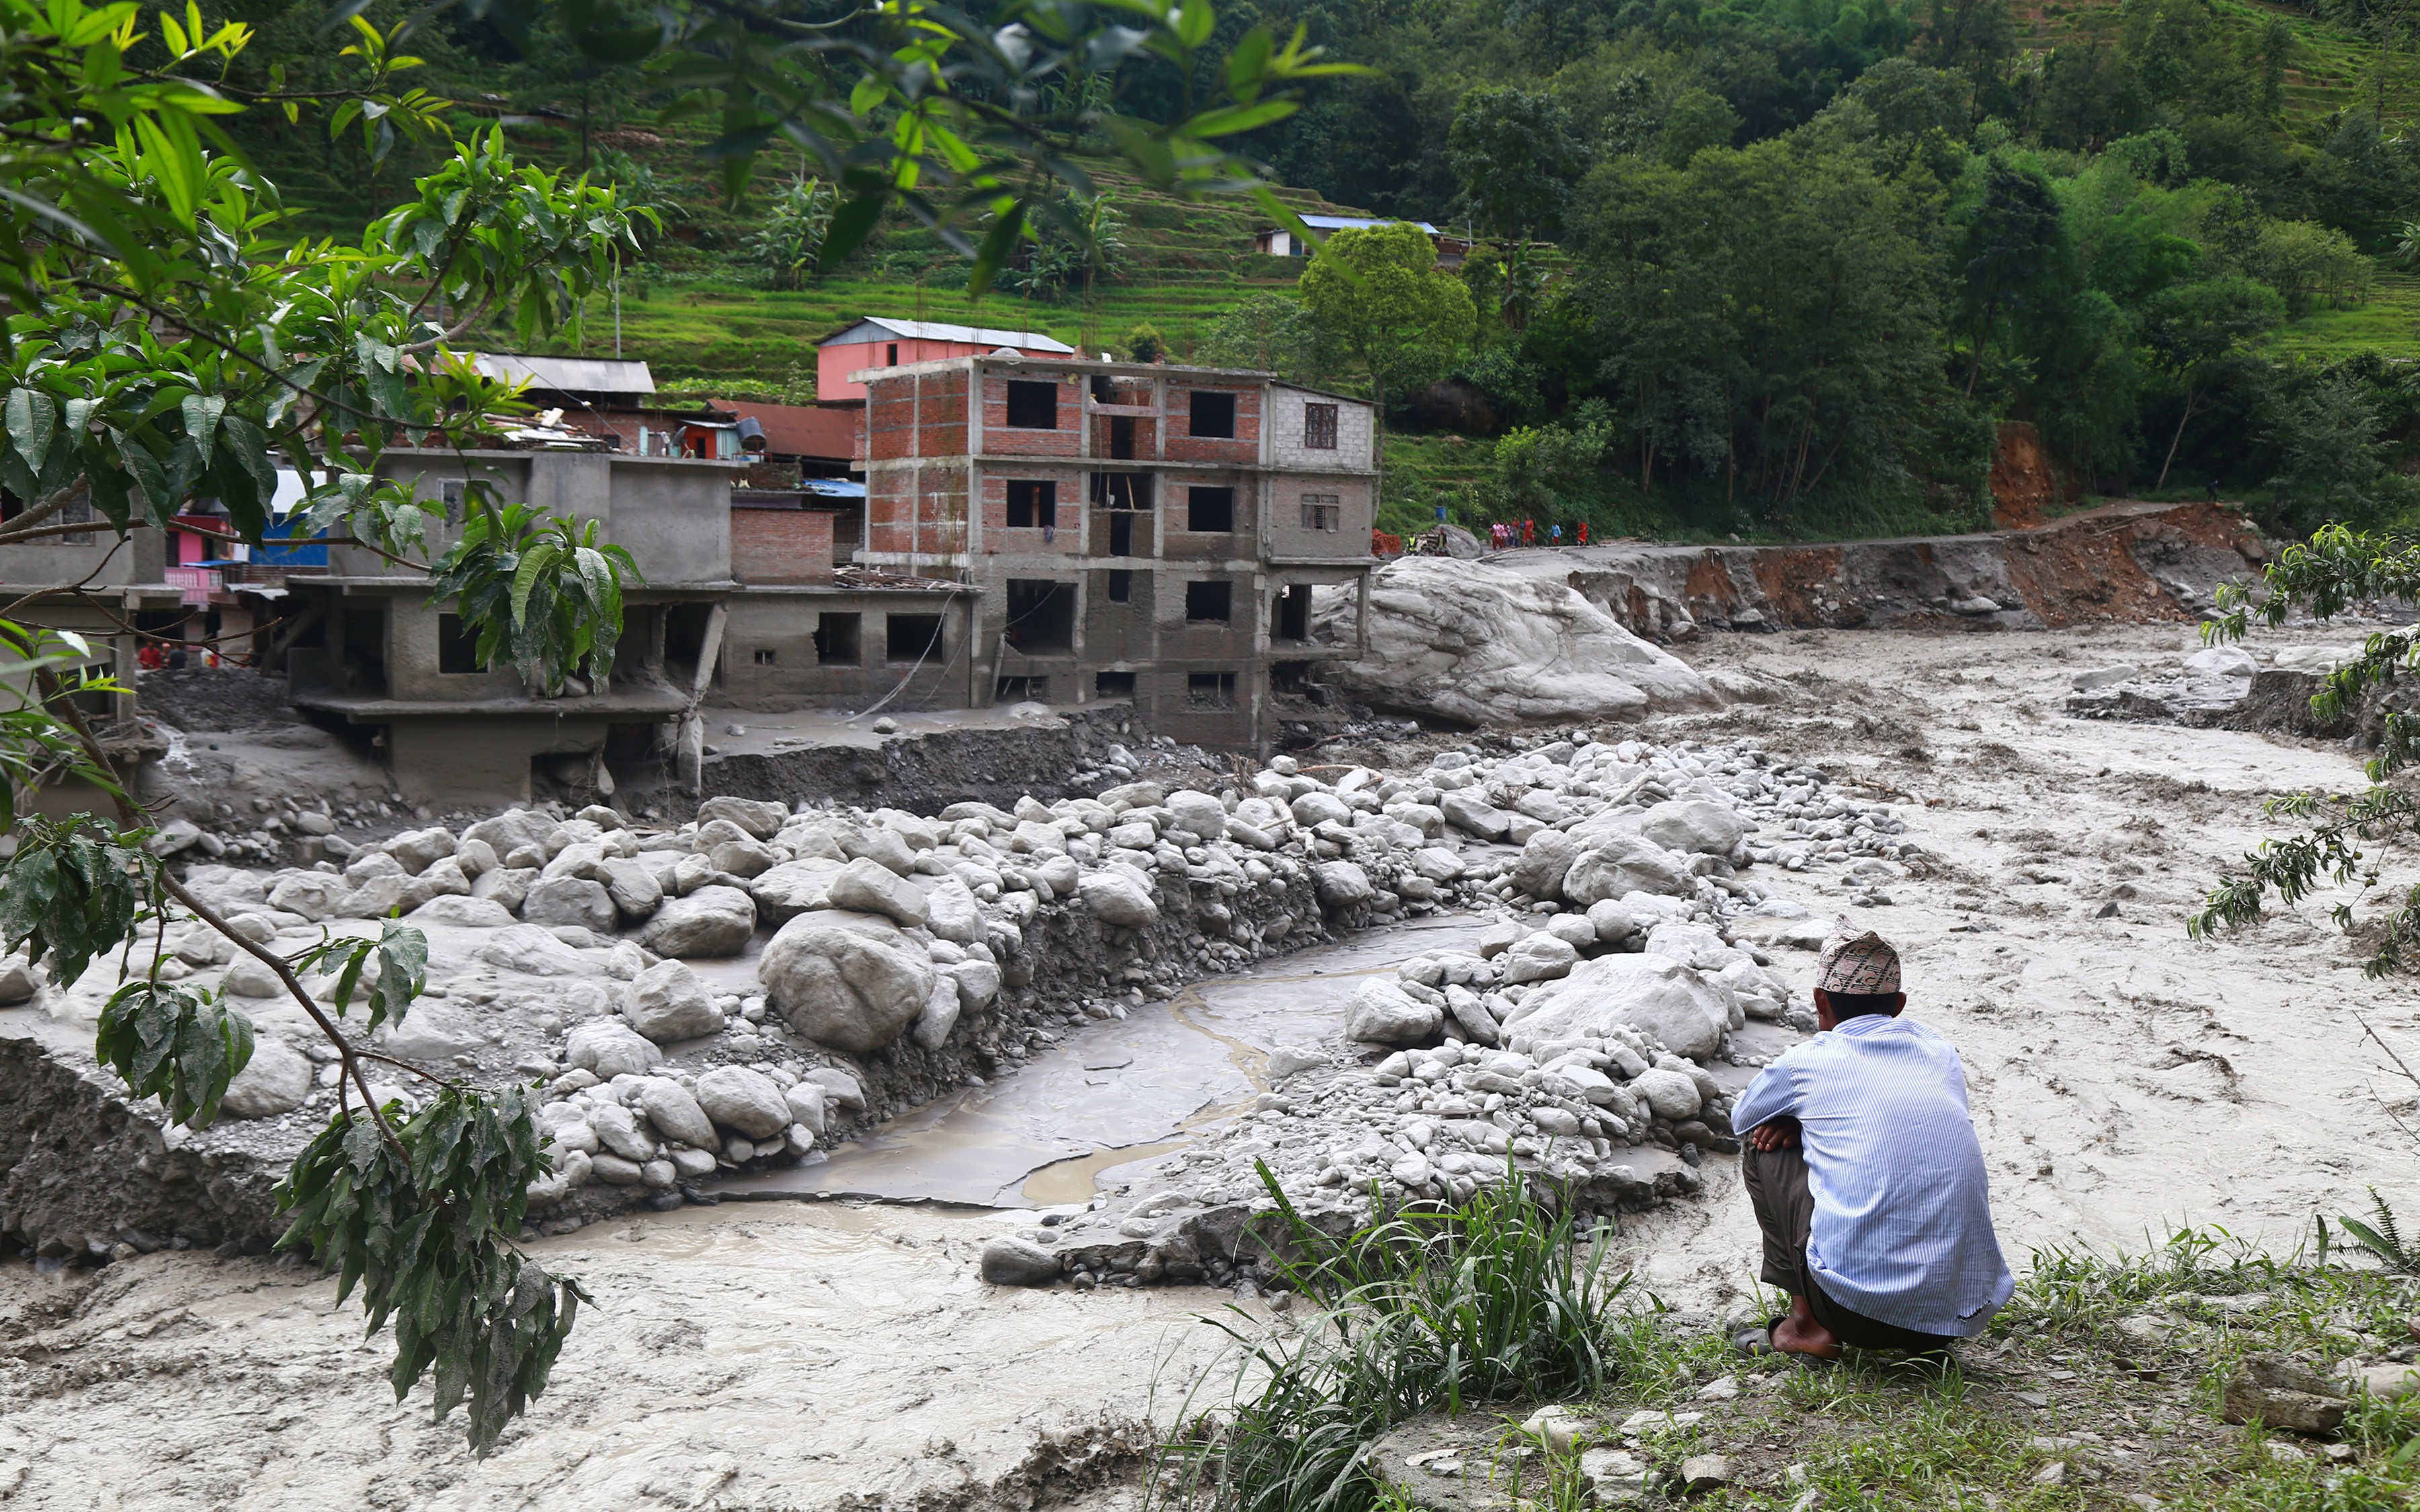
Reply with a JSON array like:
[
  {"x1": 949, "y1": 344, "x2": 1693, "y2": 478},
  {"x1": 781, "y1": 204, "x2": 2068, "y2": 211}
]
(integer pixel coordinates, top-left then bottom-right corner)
[{"x1": 1816, "y1": 922, "x2": 1902, "y2": 995}]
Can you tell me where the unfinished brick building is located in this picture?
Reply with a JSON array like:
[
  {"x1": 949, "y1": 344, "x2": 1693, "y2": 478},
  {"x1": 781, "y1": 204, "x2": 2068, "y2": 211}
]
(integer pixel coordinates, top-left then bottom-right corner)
[{"x1": 856, "y1": 355, "x2": 1377, "y2": 748}]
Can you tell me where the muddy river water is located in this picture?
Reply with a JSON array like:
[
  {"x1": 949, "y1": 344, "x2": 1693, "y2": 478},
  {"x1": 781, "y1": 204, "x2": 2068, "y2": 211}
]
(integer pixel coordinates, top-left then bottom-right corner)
[{"x1": 713, "y1": 913, "x2": 1490, "y2": 1210}]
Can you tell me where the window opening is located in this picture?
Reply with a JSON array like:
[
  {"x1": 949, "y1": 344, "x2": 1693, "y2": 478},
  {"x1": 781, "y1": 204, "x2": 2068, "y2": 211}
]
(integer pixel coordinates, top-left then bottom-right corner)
[
  {"x1": 1006, "y1": 480, "x2": 1057, "y2": 529},
  {"x1": 1003, "y1": 579, "x2": 1076, "y2": 652},
  {"x1": 886, "y1": 614, "x2": 944, "y2": 663},
  {"x1": 1187, "y1": 671, "x2": 1237, "y2": 706},
  {"x1": 1188, "y1": 391, "x2": 1236, "y2": 439},
  {"x1": 1185, "y1": 580, "x2": 1233, "y2": 622},
  {"x1": 437, "y1": 613, "x2": 485, "y2": 674},
  {"x1": 1186, "y1": 487, "x2": 1234, "y2": 533},
  {"x1": 815, "y1": 612, "x2": 862, "y2": 665},
  {"x1": 1006, "y1": 380, "x2": 1059, "y2": 429}
]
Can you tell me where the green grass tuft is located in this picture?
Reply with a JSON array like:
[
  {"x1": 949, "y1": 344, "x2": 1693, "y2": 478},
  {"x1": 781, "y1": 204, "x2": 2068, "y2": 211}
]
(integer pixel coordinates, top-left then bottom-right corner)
[{"x1": 1152, "y1": 1161, "x2": 1625, "y2": 1512}]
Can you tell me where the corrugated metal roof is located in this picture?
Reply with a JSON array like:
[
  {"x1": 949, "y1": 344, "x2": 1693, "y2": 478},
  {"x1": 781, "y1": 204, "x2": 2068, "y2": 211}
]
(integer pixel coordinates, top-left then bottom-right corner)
[
  {"x1": 815, "y1": 317, "x2": 1076, "y2": 353},
  {"x1": 1295, "y1": 214, "x2": 1442, "y2": 234},
  {"x1": 473, "y1": 353, "x2": 657, "y2": 394}
]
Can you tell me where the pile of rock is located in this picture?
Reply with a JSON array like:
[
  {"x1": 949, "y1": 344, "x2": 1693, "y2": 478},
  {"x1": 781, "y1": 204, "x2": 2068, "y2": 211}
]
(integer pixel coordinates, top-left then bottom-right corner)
[
  {"x1": 990, "y1": 734, "x2": 1835, "y2": 1290},
  {"x1": 2061, "y1": 641, "x2": 2409, "y2": 733},
  {"x1": 2066, "y1": 644, "x2": 2272, "y2": 724},
  {"x1": 6, "y1": 755, "x2": 1510, "y2": 1254},
  {"x1": 1416, "y1": 734, "x2": 1915, "y2": 882},
  {"x1": 8, "y1": 716, "x2": 1891, "y2": 1271}
]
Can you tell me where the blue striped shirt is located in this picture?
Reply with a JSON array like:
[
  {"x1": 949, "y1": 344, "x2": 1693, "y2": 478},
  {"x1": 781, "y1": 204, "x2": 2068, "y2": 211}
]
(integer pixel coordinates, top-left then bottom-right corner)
[{"x1": 1732, "y1": 1015, "x2": 2014, "y2": 1337}]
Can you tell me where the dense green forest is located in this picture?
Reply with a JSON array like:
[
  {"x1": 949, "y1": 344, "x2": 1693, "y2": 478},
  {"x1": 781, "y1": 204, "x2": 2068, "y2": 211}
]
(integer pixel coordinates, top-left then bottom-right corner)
[{"x1": 206, "y1": 0, "x2": 2420, "y2": 540}]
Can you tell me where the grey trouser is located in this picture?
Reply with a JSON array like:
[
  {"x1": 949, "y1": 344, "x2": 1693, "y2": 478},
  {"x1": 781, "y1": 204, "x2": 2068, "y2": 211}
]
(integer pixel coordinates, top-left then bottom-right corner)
[{"x1": 1741, "y1": 1142, "x2": 1957, "y2": 1353}]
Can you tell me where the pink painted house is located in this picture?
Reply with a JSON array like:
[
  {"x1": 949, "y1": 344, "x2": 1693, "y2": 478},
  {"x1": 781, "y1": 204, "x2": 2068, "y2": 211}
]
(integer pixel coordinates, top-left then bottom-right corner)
[{"x1": 813, "y1": 317, "x2": 1076, "y2": 404}]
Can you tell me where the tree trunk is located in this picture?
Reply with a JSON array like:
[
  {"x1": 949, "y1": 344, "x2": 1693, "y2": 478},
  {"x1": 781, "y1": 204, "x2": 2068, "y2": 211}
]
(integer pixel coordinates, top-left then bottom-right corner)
[{"x1": 2155, "y1": 380, "x2": 2197, "y2": 492}]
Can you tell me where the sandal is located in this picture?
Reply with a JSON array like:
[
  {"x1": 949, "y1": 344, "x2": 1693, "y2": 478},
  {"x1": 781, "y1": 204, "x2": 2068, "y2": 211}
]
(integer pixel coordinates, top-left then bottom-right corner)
[{"x1": 1732, "y1": 1312, "x2": 1786, "y2": 1357}]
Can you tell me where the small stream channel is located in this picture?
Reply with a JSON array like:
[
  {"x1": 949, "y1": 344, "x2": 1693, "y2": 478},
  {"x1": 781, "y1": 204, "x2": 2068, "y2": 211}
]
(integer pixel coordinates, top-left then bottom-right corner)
[{"x1": 712, "y1": 915, "x2": 1488, "y2": 1210}]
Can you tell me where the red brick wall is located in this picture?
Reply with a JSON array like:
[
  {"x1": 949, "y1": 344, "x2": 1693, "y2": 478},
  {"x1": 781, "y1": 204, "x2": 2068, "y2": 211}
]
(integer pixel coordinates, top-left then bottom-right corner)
[
  {"x1": 979, "y1": 467, "x2": 1084, "y2": 556},
  {"x1": 1090, "y1": 413, "x2": 1160, "y2": 458},
  {"x1": 865, "y1": 466, "x2": 969, "y2": 558},
  {"x1": 866, "y1": 470, "x2": 916, "y2": 556},
  {"x1": 1164, "y1": 383, "x2": 1263, "y2": 464},
  {"x1": 732, "y1": 507, "x2": 835, "y2": 585},
  {"x1": 863, "y1": 371, "x2": 969, "y2": 462},
  {"x1": 981, "y1": 371, "x2": 1084, "y2": 456}
]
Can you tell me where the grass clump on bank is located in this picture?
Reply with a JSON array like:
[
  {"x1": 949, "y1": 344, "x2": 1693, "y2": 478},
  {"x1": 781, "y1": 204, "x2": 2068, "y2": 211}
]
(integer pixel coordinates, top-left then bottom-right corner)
[
  {"x1": 1157, "y1": 1186, "x2": 2420, "y2": 1511},
  {"x1": 1152, "y1": 1163, "x2": 1624, "y2": 1512}
]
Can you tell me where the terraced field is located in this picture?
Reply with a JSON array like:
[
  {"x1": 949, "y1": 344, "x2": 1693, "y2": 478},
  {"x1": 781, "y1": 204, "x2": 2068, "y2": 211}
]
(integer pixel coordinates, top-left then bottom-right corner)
[
  {"x1": 2015, "y1": 0, "x2": 2420, "y2": 124},
  {"x1": 2274, "y1": 265, "x2": 2420, "y2": 357},
  {"x1": 540, "y1": 165, "x2": 1353, "y2": 383}
]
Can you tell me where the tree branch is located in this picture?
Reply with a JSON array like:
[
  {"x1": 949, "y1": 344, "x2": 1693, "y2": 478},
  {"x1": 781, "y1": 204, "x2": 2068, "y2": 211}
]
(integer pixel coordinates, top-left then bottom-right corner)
[
  {"x1": 0, "y1": 479, "x2": 93, "y2": 544},
  {"x1": 397, "y1": 290, "x2": 497, "y2": 355},
  {"x1": 29, "y1": 665, "x2": 403, "y2": 1156}
]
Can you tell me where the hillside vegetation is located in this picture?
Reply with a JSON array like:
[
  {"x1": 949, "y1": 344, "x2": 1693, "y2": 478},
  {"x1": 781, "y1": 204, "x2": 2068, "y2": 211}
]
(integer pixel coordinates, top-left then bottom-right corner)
[{"x1": 198, "y1": 0, "x2": 2420, "y2": 542}]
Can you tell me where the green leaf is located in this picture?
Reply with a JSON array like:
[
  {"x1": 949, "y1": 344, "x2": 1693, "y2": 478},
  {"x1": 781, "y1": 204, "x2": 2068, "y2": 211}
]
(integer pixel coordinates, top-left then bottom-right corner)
[
  {"x1": 97, "y1": 980, "x2": 254, "y2": 1128},
  {"x1": 0, "y1": 815, "x2": 151, "y2": 991},
  {"x1": 1174, "y1": 0, "x2": 1214, "y2": 48},
  {"x1": 7, "y1": 388, "x2": 57, "y2": 478}
]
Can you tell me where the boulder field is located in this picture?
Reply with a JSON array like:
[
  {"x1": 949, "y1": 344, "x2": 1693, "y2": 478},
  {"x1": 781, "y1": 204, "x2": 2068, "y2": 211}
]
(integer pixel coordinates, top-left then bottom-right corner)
[{"x1": 0, "y1": 726, "x2": 1917, "y2": 1288}]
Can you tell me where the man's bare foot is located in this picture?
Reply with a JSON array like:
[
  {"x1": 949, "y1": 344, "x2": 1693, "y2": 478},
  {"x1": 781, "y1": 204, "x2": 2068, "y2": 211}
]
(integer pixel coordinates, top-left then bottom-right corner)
[{"x1": 1772, "y1": 1296, "x2": 1844, "y2": 1359}]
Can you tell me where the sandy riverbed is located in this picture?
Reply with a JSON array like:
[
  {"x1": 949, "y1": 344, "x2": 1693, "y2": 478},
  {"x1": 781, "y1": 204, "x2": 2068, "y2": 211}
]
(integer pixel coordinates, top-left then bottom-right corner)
[{"x1": 3, "y1": 620, "x2": 2412, "y2": 1511}]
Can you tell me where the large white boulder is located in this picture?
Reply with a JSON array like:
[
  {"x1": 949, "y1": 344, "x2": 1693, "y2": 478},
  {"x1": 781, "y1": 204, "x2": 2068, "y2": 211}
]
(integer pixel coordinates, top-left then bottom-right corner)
[
  {"x1": 1511, "y1": 830, "x2": 1582, "y2": 899},
  {"x1": 565, "y1": 1019, "x2": 663, "y2": 1079},
  {"x1": 1078, "y1": 868, "x2": 1160, "y2": 928},
  {"x1": 522, "y1": 876, "x2": 617, "y2": 933},
  {"x1": 408, "y1": 894, "x2": 516, "y2": 928},
  {"x1": 1164, "y1": 790, "x2": 1228, "y2": 842},
  {"x1": 1501, "y1": 932, "x2": 1579, "y2": 984},
  {"x1": 1314, "y1": 861, "x2": 1376, "y2": 910},
  {"x1": 642, "y1": 885, "x2": 757, "y2": 958},
  {"x1": 1561, "y1": 831, "x2": 1695, "y2": 905},
  {"x1": 825, "y1": 857, "x2": 930, "y2": 929},
  {"x1": 758, "y1": 909, "x2": 936, "y2": 1055},
  {"x1": 1316, "y1": 557, "x2": 1717, "y2": 726},
  {"x1": 218, "y1": 1037, "x2": 311, "y2": 1119},
  {"x1": 1501, "y1": 953, "x2": 1733, "y2": 1061},
  {"x1": 694, "y1": 1065, "x2": 791, "y2": 1139},
  {"x1": 623, "y1": 960, "x2": 725, "y2": 1043},
  {"x1": 1609, "y1": 800, "x2": 1744, "y2": 857},
  {"x1": 592, "y1": 858, "x2": 666, "y2": 923},
  {"x1": 476, "y1": 923, "x2": 594, "y2": 978},
  {"x1": 638, "y1": 1077, "x2": 717, "y2": 1148},
  {"x1": 748, "y1": 859, "x2": 838, "y2": 925},
  {"x1": 922, "y1": 876, "x2": 983, "y2": 943},
  {"x1": 1346, "y1": 978, "x2": 1442, "y2": 1046},
  {"x1": 698, "y1": 796, "x2": 788, "y2": 839}
]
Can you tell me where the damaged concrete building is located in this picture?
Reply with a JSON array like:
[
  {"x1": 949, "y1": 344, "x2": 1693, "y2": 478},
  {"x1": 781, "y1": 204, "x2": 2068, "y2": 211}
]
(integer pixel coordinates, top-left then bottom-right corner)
[
  {"x1": 850, "y1": 353, "x2": 1379, "y2": 749},
  {"x1": 0, "y1": 341, "x2": 1373, "y2": 804},
  {"x1": 276, "y1": 447, "x2": 974, "y2": 806}
]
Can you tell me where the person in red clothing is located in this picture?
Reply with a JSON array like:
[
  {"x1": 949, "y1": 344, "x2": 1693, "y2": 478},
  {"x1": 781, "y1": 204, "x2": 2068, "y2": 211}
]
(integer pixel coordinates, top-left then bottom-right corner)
[
  {"x1": 1521, "y1": 519, "x2": 1535, "y2": 546},
  {"x1": 1577, "y1": 520, "x2": 1589, "y2": 546}
]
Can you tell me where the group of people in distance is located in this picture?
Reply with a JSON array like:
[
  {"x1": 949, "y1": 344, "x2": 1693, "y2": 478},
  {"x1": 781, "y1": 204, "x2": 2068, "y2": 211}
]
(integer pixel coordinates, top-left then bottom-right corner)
[{"x1": 1484, "y1": 519, "x2": 1590, "y2": 550}]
